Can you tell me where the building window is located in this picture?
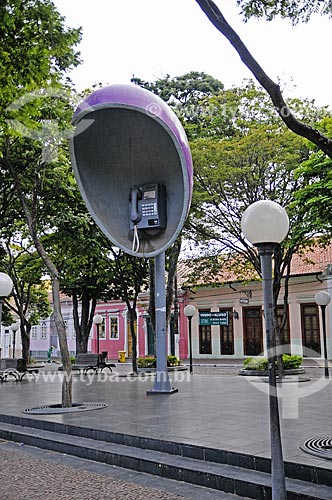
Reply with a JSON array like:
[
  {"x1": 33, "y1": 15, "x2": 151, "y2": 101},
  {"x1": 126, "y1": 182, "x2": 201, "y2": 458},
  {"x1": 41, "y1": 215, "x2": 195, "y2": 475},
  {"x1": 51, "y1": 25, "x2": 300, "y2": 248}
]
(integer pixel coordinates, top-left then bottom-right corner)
[
  {"x1": 31, "y1": 326, "x2": 37, "y2": 339},
  {"x1": 219, "y1": 308, "x2": 234, "y2": 355},
  {"x1": 276, "y1": 305, "x2": 291, "y2": 354},
  {"x1": 199, "y1": 309, "x2": 212, "y2": 354},
  {"x1": 41, "y1": 323, "x2": 47, "y2": 339},
  {"x1": 110, "y1": 317, "x2": 119, "y2": 339},
  {"x1": 99, "y1": 317, "x2": 106, "y2": 339},
  {"x1": 301, "y1": 303, "x2": 321, "y2": 357}
]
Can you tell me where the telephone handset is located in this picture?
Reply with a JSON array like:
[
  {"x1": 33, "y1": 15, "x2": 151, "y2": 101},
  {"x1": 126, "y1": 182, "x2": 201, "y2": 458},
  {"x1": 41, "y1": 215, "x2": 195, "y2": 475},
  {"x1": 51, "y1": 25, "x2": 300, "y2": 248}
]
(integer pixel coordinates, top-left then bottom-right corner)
[
  {"x1": 129, "y1": 183, "x2": 167, "y2": 231},
  {"x1": 130, "y1": 187, "x2": 142, "y2": 225}
]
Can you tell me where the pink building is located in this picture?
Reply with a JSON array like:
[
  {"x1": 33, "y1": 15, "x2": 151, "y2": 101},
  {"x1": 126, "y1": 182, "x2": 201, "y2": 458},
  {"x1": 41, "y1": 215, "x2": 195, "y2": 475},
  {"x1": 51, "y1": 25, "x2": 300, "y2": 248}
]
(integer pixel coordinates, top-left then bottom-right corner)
[
  {"x1": 27, "y1": 291, "x2": 188, "y2": 361},
  {"x1": 90, "y1": 293, "x2": 188, "y2": 361},
  {"x1": 24, "y1": 243, "x2": 332, "y2": 362}
]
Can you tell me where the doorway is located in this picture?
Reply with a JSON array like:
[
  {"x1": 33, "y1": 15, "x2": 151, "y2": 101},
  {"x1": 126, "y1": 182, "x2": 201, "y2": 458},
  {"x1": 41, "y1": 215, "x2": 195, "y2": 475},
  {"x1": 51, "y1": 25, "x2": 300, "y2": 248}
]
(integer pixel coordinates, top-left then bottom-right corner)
[{"x1": 243, "y1": 307, "x2": 263, "y2": 356}]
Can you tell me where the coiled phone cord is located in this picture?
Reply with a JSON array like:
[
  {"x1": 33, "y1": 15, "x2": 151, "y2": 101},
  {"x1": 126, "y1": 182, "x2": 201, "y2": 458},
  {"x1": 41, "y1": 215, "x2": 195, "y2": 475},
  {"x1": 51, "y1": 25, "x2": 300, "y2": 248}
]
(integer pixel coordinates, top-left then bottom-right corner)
[{"x1": 132, "y1": 225, "x2": 140, "y2": 253}]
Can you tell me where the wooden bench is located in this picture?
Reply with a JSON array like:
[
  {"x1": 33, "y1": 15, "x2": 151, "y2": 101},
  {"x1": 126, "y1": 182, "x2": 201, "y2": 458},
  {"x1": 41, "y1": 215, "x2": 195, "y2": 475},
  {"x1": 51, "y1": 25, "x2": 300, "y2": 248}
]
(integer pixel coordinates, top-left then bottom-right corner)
[
  {"x1": 0, "y1": 358, "x2": 39, "y2": 382},
  {"x1": 71, "y1": 353, "x2": 115, "y2": 374}
]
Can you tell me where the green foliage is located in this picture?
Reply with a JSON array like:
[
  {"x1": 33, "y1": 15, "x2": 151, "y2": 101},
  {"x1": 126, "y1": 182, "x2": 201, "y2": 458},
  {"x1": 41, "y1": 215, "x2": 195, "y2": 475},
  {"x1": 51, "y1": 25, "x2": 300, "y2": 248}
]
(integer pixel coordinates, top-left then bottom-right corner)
[
  {"x1": 243, "y1": 355, "x2": 303, "y2": 370},
  {"x1": 137, "y1": 355, "x2": 180, "y2": 368},
  {"x1": 292, "y1": 145, "x2": 332, "y2": 237},
  {"x1": 281, "y1": 355, "x2": 303, "y2": 370},
  {"x1": 137, "y1": 356, "x2": 156, "y2": 368},
  {"x1": 167, "y1": 355, "x2": 180, "y2": 367},
  {"x1": 132, "y1": 71, "x2": 223, "y2": 105},
  {"x1": 0, "y1": 0, "x2": 81, "y2": 120},
  {"x1": 132, "y1": 71, "x2": 224, "y2": 139},
  {"x1": 236, "y1": 0, "x2": 332, "y2": 24},
  {"x1": 183, "y1": 81, "x2": 332, "y2": 327},
  {"x1": 188, "y1": 83, "x2": 315, "y2": 258},
  {"x1": 106, "y1": 247, "x2": 149, "y2": 303},
  {"x1": 243, "y1": 357, "x2": 268, "y2": 370}
]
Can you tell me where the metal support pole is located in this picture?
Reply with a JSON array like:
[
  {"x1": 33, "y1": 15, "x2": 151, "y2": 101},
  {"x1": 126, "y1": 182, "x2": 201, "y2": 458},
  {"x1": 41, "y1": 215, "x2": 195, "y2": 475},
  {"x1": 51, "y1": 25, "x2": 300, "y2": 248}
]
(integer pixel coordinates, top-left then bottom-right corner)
[
  {"x1": 321, "y1": 305, "x2": 329, "y2": 379},
  {"x1": 172, "y1": 273, "x2": 179, "y2": 357},
  {"x1": 96, "y1": 324, "x2": 100, "y2": 354},
  {"x1": 259, "y1": 244, "x2": 286, "y2": 500},
  {"x1": 147, "y1": 252, "x2": 178, "y2": 394},
  {"x1": 0, "y1": 299, "x2": 3, "y2": 353},
  {"x1": 12, "y1": 330, "x2": 16, "y2": 359},
  {"x1": 188, "y1": 317, "x2": 193, "y2": 374}
]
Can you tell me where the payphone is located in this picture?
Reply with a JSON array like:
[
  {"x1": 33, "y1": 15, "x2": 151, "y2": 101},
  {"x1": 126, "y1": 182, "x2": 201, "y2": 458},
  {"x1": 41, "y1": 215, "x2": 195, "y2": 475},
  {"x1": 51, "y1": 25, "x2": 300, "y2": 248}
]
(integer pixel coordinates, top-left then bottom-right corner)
[
  {"x1": 129, "y1": 183, "x2": 166, "y2": 230},
  {"x1": 129, "y1": 183, "x2": 166, "y2": 252}
]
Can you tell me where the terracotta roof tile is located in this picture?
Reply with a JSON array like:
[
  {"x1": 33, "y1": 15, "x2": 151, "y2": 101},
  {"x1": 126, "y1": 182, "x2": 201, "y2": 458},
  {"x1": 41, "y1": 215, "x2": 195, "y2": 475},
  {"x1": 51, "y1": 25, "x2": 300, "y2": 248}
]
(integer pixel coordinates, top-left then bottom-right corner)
[
  {"x1": 290, "y1": 244, "x2": 332, "y2": 275},
  {"x1": 179, "y1": 243, "x2": 332, "y2": 287}
]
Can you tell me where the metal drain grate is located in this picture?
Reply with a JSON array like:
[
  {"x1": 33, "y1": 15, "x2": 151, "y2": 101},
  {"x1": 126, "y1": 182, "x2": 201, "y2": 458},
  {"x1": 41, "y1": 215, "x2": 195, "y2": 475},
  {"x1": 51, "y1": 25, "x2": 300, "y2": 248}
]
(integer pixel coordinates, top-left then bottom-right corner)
[
  {"x1": 23, "y1": 402, "x2": 108, "y2": 415},
  {"x1": 301, "y1": 437, "x2": 332, "y2": 459}
]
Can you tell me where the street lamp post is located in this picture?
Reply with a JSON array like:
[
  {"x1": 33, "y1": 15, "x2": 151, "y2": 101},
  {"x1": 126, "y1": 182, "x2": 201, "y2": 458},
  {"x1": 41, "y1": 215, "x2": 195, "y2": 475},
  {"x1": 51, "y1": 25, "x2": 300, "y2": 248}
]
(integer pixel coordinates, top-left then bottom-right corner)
[
  {"x1": 241, "y1": 200, "x2": 289, "y2": 500},
  {"x1": 0, "y1": 273, "x2": 13, "y2": 352},
  {"x1": 315, "y1": 291, "x2": 331, "y2": 379},
  {"x1": 10, "y1": 322, "x2": 19, "y2": 359},
  {"x1": 184, "y1": 305, "x2": 196, "y2": 374},
  {"x1": 93, "y1": 314, "x2": 103, "y2": 354}
]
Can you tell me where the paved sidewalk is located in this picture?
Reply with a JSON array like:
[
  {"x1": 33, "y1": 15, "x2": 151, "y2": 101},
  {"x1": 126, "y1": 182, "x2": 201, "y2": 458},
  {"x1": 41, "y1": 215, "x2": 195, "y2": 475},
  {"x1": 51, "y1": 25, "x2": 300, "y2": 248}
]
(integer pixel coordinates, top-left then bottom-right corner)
[
  {"x1": 0, "y1": 443, "x2": 188, "y2": 500},
  {"x1": 0, "y1": 439, "x2": 249, "y2": 500},
  {"x1": 0, "y1": 362, "x2": 331, "y2": 466},
  {"x1": 1, "y1": 361, "x2": 332, "y2": 498}
]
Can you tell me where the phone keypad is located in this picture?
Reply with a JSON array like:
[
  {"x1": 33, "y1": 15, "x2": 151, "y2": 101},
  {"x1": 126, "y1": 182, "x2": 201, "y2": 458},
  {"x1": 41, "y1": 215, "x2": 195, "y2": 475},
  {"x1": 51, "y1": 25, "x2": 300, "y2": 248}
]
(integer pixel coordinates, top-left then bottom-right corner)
[{"x1": 142, "y1": 202, "x2": 157, "y2": 216}]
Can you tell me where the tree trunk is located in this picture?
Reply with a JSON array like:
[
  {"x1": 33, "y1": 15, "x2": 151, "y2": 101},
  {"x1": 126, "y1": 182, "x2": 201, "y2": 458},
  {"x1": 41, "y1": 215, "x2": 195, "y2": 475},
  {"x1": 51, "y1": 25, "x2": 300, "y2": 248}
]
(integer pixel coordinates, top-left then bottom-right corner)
[
  {"x1": 128, "y1": 306, "x2": 138, "y2": 374},
  {"x1": 166, "y1": 237, "x2": 182, "y2": 327},
  {"x1": 52, "y1": 278, "x2": 72, "y2": 407},
  {"x1": 195, "y1": 0, "x2": 332, "y2": 159},
  {"x1": 73, "y1": 292, "x2": 97, "y2": 354},
  {"x1": 172, "y1": 273, "x2": 179, "y2": 356},
  {"x1": 148, "y1": 259, "x2": 156, "y2": 351},
  {"x1": 7, "y1": 155, "x2": 72, "y2": 407},
  {"x1": 272, "y1": 247, "x2": 294, "y2": 379},
  {"x1": 21, "y1": 322, "x2": 31, "y2": 364}
]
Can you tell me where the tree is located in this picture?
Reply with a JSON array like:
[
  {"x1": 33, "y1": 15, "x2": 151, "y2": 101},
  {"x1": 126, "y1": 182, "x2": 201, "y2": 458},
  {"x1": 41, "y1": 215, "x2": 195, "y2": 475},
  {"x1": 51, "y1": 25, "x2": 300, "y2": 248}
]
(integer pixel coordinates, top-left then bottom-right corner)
[
  {"x1": 44, "y1": 186, "x2": 119, "y2": 355},
  {"x1": 132, "y1": 71, "x2": 223, "y2": 106},
  {"x1": 292, "y1": 118, "x2": 332, "y2": 239},
  {"x1": 195, "y1": 0, "x2": 332, "y2": 158},
  {"x1": 106, "y1": 248, "x2": 149, "y2": 374},
  {"x1": 0, "y1": 0, "x2": 81, "y2": 406},
  {"x1": 132, "y1": 71, "x2": 224, "y2": 139},
  {"x1": 3, "y1": 138, "x2": 75, "y2": 406},
  {"x1": 0, "y1": 0, "x2": 81, "y2": 117},
  {"x1": 133, "y1": 72, "x2": 224, "y2": 341},
  {"x1": 2, "y1": 242, "x2": 51, "y2": 362},
  {"x1": 187, "y1": 84, "x2": 326, "y2": 364}
]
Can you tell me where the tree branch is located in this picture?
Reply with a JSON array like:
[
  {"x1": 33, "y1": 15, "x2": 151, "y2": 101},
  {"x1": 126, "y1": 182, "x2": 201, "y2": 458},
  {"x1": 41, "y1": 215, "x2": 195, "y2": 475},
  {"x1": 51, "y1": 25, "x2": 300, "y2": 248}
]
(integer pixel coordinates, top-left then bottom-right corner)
[{"x1": 195, "y1": 0, "x2": 332, "y2": 158}]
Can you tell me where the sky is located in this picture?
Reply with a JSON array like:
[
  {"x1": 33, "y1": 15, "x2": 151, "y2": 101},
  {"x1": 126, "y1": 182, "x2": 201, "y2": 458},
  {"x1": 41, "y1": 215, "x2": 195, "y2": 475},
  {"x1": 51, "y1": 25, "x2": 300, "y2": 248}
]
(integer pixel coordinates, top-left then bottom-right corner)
[{"x1": 53, "y1": 0, "x2": 332, "y2": 108}]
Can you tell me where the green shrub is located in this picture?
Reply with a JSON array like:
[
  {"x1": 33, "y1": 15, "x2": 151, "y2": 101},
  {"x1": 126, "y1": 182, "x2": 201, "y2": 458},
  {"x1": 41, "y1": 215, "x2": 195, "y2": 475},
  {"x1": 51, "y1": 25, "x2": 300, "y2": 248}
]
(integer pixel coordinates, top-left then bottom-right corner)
[
  {"x1": 70, "y1": 356, "x2": 76, "y2": 364},
  {"x1": 137, "y1": 355, "x2": 181, "y2": 368},
  {"x1": 243, "y1": 357, "x2": 268, "y2": 370},
  {"x1": 167, "y1": 355, "x2": 180, "y2": 367},
  {"x1": 280, "y1": 354, "x2": 303, "y2": 370},
  {"x1": 137, "y1": 356, "x2": 156, "y2": 368},
  {"x1": 243, "y1": 355, "x2": 303, "y2": 371}
]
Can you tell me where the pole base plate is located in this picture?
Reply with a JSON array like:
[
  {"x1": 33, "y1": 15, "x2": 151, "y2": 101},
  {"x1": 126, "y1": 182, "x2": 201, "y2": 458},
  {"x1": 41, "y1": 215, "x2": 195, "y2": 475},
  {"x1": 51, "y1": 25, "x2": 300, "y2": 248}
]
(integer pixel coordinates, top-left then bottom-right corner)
[{"x1": 146, "y1": 387, "x2": 178, "y2": 395}]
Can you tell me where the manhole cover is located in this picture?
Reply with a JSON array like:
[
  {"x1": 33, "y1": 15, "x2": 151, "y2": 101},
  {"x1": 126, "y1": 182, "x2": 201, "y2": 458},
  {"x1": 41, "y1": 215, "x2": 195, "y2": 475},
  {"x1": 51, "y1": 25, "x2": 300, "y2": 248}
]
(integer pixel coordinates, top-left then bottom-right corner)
[
  {"x1": 23, "y1": 402, "x2": 108, "y2": 415},
  {"x1": 301, "y1": 437, "x2": 332, "y2": 459}
]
